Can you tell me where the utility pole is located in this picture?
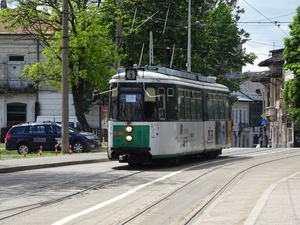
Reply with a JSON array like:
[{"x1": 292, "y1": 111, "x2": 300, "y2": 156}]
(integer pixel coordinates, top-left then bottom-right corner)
[
  {"x1": 62, "y1": 0, "x2": 69, "y2": 153},
  {"x1": 114, "y1": 0, "x2": 123, "y2": 69},
  {"x1": 187, "y1": 0, "x2": 191, "y2": 72}
]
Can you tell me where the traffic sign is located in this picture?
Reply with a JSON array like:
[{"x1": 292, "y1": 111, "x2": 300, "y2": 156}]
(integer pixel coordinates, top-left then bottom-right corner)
[
  {"x1": 261, "y1": 113, "x2": 267, "y2": 119},
  {"x1": 260, "y1": 119, "x2": 268, "y2": 126}
]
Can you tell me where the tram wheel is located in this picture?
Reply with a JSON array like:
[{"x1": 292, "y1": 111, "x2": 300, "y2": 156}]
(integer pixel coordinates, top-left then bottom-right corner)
[{"x1": 205, "y1": 151, "x2": 219, "y2": 159}]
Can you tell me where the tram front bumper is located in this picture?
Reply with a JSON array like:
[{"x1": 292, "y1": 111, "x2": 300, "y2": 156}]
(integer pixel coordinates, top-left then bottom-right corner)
[{"x1": 110, "y1": 147, "x2": 152, "y2": 163}]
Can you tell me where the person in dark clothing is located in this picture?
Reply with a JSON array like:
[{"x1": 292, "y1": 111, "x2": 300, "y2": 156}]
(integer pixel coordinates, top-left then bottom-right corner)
[
  {"x1": 144, "y1": 102, "x2": 155, "y2": 119},
  {"x1": 253, "y1": 134, "x2": 259, "y2": 144}
]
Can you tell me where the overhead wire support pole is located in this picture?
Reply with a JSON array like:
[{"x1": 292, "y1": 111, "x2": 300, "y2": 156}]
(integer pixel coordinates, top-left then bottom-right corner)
[
  {"x1": 187, "y1": 0, "x2": 191, "y2": 72},
  {"x1": 62, "y1": 0, "x2": 69, "y2": 153},
  {"x1": 114, "y1": 0, "x2": 123, "y2": 70},
  {"x1": 162, "y1": 2, "x2": 171, "y2": 35}
]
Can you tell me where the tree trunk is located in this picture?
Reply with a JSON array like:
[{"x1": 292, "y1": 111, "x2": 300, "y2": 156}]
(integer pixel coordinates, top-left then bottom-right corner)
[{"x1": 72, "y1": 82, "x2": 91, "y2": 132}]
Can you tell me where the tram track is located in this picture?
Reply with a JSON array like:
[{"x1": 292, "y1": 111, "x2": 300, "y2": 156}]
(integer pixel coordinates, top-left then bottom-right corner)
[
  {"x1": 184, "y1": 152, "x2": 300, "y2": 224},
  {"x1": 0, "y1": 169, "x2": 146, "y2": 221},
  {"x1": 116, "y1": 149, "x2": 300, "y2": 225},
  {"x1": 1, "y1": 148, "x2": 298, "y2": 224}
]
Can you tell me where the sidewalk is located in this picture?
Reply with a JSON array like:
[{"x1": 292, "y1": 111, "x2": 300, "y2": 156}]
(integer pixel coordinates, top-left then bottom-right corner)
[
  {"x1": 245, "y1": 171, "x2": 300, "y2": 225},
  {"x1": 0, "y1": 152, "x2": 109, "y2": 173}
]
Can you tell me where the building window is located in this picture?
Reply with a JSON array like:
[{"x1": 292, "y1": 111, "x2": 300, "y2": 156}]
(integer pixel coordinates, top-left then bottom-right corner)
[
  {"x1": 8, "y1": 56, "x2": 25, "y2": 61},
  {"x1": 7, "y1": 103, "x2": 26, "y2": 127}
]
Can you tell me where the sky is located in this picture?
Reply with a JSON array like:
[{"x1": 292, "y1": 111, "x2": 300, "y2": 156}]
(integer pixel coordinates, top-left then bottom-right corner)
[{"x1": 237, "y1": 0, "x2": 299, "y2": 72}]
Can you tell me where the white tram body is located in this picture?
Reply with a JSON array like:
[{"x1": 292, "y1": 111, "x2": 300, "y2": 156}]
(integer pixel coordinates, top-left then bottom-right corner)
[{"x1": 107, "y1": 66, "x2": 231, "y2": 165}]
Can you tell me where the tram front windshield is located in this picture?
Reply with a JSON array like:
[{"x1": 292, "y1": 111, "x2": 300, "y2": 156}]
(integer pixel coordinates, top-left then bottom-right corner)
[
  {"x1": 118, "y1": 93, "x2": 143, "y2": 120},
  {"x1": 110, "y1": 86, "x2": 158, "y2": 121}
]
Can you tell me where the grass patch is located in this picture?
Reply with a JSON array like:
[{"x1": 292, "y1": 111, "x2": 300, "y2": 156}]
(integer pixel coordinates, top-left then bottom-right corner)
[
  {"x1": 0, "y1": 143, "x2": 106, "y2": 160},
  {"x1": 0, "y1": 149, "x2": 62, "y2": 160}
]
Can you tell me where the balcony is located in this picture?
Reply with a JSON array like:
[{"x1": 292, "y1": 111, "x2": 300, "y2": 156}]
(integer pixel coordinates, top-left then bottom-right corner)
[
  {"x1": 269, "y1": 65, "x2": 283, "y2": 78},
  {"x1": 265, "y1": 106, "x2": 277, "y2": 122},
  {"x1": 0, "y1": 78, "x2": 36, "y2": 93}
]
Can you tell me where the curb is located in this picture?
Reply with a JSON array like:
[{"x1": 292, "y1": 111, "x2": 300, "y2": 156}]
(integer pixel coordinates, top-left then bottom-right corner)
[{"x1": 0, "y1": 158, "x2": 110, "y2": 174}]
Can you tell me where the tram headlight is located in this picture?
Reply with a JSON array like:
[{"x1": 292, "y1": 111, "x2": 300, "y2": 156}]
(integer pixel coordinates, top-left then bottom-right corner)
[
  {"x1": 126, "y1": 125, "x2": 133, "y2": 133},
  {"x1": 126, "y1": 135, "x2": 133, "y2": 142}
]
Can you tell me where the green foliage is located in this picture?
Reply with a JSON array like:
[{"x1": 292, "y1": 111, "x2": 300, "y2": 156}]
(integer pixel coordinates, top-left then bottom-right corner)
[
  {"x1": 217, "y1": 76, "x2": 240, "y2": 92},
  {"x1": 283, "y1": 6, "x2": 300, "y2": 125},
  {"x1": 284, "y1": 6, "x2": 300, "y2": 76},
  {"x1": 102, "y1": 0, "x2": 256, "y2": 78},
  {"x1": 0, "y1": 1, "x2": 120, "y2": 130},
  {"x1": 217, "y1": 71, "x2": 249, "y2": 92},
  {"x1": 3, "y1": 2, "x2": 118, "y2": 91},
  {"x1": 283, "y1": 79, "x2": 300, "y2": 124},
  {"x1": 0, "y1": 0, "x2": 258, "y2": 129}
]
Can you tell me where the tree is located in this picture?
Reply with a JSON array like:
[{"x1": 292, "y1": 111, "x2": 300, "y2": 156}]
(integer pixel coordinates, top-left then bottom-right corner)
[
  {"x1": 283, "y1": 6, "x2": 300, "y2": 124},
  {"x1": 0, "y1": 0, "x2": 119, "y2": 131},
  {"x1": 102, "y1": 0, "x2": 256, "y2": 91}
]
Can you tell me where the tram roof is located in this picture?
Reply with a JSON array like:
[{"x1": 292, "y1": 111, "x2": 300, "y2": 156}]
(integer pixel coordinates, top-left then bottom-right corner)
[{"x1": 111, "y1": 66, "x2": 228, "y2": 91}]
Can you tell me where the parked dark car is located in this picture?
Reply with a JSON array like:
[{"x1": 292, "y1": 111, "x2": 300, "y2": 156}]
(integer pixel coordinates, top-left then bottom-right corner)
[{"x1": 5, "y1": 122, "x2": 100, "y2": 154}]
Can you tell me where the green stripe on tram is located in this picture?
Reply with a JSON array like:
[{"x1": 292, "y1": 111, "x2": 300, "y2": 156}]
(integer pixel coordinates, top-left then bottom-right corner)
[{"x1": 112, "y1": 125, "x2": 150, "y2": 148}]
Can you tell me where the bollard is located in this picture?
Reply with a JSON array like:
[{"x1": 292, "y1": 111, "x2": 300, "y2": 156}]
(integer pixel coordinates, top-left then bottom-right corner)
[
  {"x1": 55, "y1": 144, "x2": 58, "y2": 156},
  {"x1": 39, "y1": 145, "x2": 43, "y2": 157},
  {"x1": 0, "y1": 148, "x2": 1, "y2": 160},
  {"x1": 69, "y1": 145, "x2": 72, "y2": 155},
  {"x1": 24, "y1": 148, "x2": 27, "y2": 158}
]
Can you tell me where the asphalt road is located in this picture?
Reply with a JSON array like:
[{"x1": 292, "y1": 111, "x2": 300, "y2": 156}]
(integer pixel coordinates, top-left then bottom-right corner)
[{"x1": 1, "y1": 148, "x2": 300, "y2": 225}]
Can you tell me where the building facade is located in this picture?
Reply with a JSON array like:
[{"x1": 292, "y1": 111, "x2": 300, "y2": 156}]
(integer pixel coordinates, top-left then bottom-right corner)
[
  {"x1": 231, "y1": 84, "x2": 263, "y2": 148},
  {"x1": 0, "y1": 24, "x2": 101, "y2": 142},
  {"x1": 252, "y1": 48, "x2": 293, "y2": 148}
]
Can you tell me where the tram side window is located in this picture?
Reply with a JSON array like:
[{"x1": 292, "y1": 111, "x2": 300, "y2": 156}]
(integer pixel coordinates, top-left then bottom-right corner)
[
  {"x1": 219, "y1": 94, "x2": 225, "y2": 119},
  {"x1": 225, "y1": 95, "x2": 229, "y2": 119},
  {"x1": 158, "y1": 88, "x2": 166, "y2": 120},
  {"x1": 110, "y1": 88, "x2": 118, "y2": 119},
  {"x1": 178, "y1": 88, "x2": 185, "y2": 120},
  {"x1": 214, "y1": 93, "x2": 219, "y2": 120},
  {"x1": 196, "y1": 91, "x2": 203, "y2": 121},
  {"x1": 207, "y1": 93, "x2": 214, "y2": 120},
  {"x1": 191, "y1": 91, "x2": 196, "y2": 121},
  {"x1": 167, "y1": 88, "x2": 175, "y2": 120},
  {"x1": 185, "y1": 90, "x2": 191, "y2": 120}
]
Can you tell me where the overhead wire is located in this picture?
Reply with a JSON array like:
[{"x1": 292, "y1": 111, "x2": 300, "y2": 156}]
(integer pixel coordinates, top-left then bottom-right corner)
[
  {"x1": 128, "y1": 1, "x2": 295, "y2": 62},
  {"x1": 242, "y1": 0, "x2": 291, "y2": 37}
]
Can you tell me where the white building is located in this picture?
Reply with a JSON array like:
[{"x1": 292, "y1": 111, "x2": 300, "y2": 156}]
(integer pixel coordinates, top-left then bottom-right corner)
[
  {"x1": 0, "y1": 24, "x2": 101, "y2": 142},
  {"x1": 231, "y1": 84, "x2": 264, "y2": 148}
]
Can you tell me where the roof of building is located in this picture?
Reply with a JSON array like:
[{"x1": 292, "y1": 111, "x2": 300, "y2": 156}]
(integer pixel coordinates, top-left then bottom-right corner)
[
  {"x1": 258, "y1": 48, "x2": 284, "y2": 67},
  {"x1": 246, "y1": 71, "x2": 269, "y2": 83},
  {"x1": 232, "y1": 84, "x2": 263, "y2": 102},
  {"x1": 239, "y1": 84, "x2": 263, "y2": 101},
  {"x1": 235, "y1": 92, "x2": 253, "y2": 102},
  {"x1": 0, "y1": 23, "x2": 27, "y2": 35},
  {"x1": 0, "y1": 23, "x2": 52, "y2": 35}
]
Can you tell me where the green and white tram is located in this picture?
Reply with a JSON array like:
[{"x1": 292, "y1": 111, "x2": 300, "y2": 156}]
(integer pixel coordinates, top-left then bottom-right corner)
[{"x1": 107, "y1": 65, "x2": 231, "y2": 166}]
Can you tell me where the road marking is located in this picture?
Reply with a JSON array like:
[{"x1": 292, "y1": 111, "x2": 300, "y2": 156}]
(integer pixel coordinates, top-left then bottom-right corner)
[{"x1": 52, "y1": 163, "x2": 206, "y2": 225}]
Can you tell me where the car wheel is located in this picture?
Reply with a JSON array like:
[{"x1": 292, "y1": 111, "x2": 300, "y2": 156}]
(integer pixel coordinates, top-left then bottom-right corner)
[
  {"x1": 17, "y1": 143, "x2": 31, "y2": 155},
  {"x1": 72, "y1": 141, "x2": 85, "y2": 153}
]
